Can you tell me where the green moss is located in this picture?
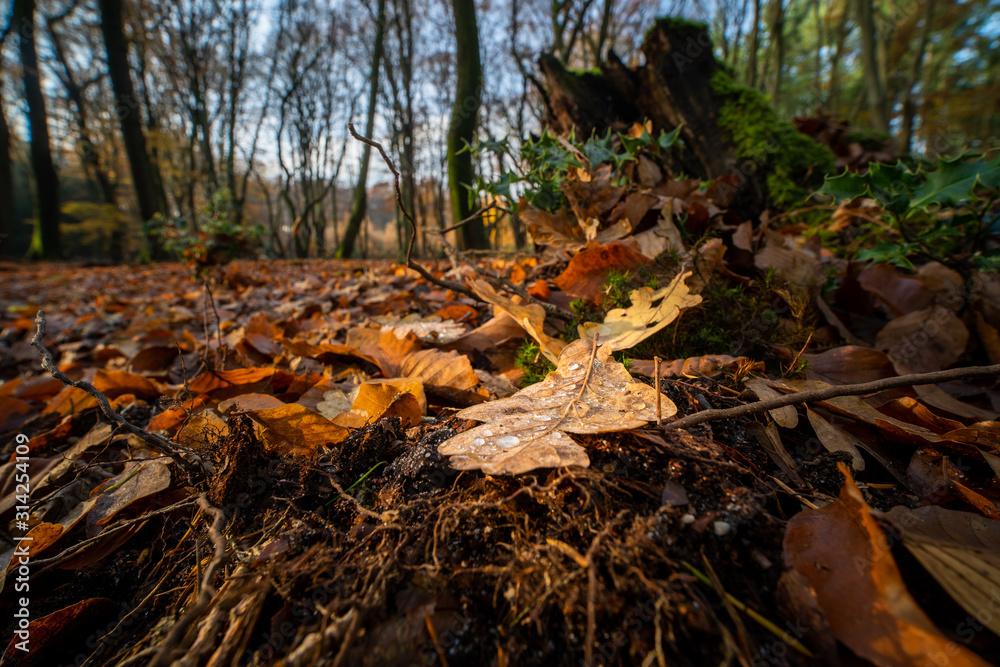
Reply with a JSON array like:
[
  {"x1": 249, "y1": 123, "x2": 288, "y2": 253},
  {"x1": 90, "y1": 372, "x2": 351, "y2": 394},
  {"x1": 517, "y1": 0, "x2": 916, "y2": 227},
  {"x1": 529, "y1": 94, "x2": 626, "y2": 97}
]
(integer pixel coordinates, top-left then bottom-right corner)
[
  {"x1": 710, "y1": 69, "x2": 835, "y2": 209},
  {"x1": 649, "y1": 16, "x2": 709, "y2": 40},
  {"x1": 514, "y1": 341, "x2": 556, "y2": 386}
]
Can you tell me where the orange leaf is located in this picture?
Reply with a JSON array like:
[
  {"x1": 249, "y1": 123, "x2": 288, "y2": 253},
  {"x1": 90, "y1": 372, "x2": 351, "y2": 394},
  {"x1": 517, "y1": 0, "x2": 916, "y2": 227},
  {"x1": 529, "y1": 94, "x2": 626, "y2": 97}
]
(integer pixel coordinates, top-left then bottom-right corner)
[
  {"x1": 1, "y1": 598, "x2": 119, "y2": 666},
  {"x1": 147, "y1": 395, "x2": 209, "y2": 432},
  {"x1": 246, "y1": 403, "x2": 349, "y2": 457},
  {"x1": 92, "y1": 370, "x2": 160, "y2": 399},
  {"x1": 43, "y1": 386, "x2": 99, "y2": 417},
  {"x1": 5, "y1": 523, "x2": 64, "y2": 573},
  {"x1": 188, "y1": 368, "x2": 282, "y2": 395},
  {"x1": 783, "y1": 463, "x2": 992, "y2": 667},
  {"x1": 553, "y1": 243, "x2": 653, "y2": 303}
]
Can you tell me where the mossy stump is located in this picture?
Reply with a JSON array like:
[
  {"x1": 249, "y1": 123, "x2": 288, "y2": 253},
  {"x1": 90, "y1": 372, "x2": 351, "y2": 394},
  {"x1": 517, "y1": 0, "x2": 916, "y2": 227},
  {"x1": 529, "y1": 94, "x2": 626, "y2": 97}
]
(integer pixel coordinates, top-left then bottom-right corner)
[{"x1": 538, "y1": 17, "x2": 834, "y2": 216}]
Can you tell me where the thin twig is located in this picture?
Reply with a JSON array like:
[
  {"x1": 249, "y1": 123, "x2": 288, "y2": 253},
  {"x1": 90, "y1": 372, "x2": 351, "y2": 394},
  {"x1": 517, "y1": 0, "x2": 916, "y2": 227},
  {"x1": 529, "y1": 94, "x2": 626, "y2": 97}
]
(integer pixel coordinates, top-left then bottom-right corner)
[
  {"x1": 31, "y1": 311, "x2": 207, "y2": 480},
  {"x1": 346, "y1": 123, "x2": 573, "y2": 320},
  {"x1": 665, "y1": 363, "x2": 1000, "y2": 430},
  {"x1": 438, "y1": 239, "x2": 574, "y2": 320},
  {"x1": 346, "y1": 123, "x2": 478, "y2": 301}
]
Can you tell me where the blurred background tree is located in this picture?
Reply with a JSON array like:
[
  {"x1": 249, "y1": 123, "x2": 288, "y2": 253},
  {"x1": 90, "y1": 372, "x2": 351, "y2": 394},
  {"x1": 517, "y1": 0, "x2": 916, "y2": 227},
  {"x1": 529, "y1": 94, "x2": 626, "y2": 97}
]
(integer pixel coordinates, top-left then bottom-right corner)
[{"x1": 0, "y1": 0, "x2": 996, "y2": 261}]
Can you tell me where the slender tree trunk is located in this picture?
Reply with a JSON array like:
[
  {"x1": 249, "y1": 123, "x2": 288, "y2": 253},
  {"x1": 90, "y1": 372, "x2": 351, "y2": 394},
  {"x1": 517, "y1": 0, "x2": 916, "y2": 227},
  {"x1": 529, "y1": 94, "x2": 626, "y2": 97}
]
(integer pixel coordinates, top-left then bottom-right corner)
[
  {"x1": 768, "y1": 0, "x2": 785, "y2": 106},
  {"x1": 854, "y1": 0, "x2": 888, "y2": 132},
  {"x1": 746, "y1": 0, "x2": 760, "y2": 88},
  {"x1": 829, "y1": 0, "x2": 850, "y2": 115},
  {"x1": 337, "y1": 0, "x2": 386, "y2": 259},
  {"x1": 448, "y1": 0, "x2": 486, "y2": 250},
  {"x1": 0, "y1": 84, "x2": 15, "y2": 253},
  {"x1": 15, "y1": 0, "x2": 61, "y2": 259},
  {"x1": 98, "y1": 0, "x2": 165, "y2": 245},
  {"x1": 901, "y1": 0, "x2": 935, "y2": 152},
  {"x1": 47, "y1": 20, "x2": 118, "y2": 208}
]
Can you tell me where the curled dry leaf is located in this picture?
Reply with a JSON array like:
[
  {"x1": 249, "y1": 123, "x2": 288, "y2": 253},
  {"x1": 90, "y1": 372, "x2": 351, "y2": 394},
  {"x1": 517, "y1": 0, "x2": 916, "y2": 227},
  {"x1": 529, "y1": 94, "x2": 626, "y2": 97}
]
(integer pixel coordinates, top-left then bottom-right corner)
[
  {"x1": 468, "y1": 279, "x2": 566, "y2": 364},
  {"x1": 630, "y1": 354, "x2": 761, "y2": 379},
  {"x1": 438, "y1": 339, "x2": 676, "y2": 475},
  {"x1": 578, "y1": 270, "x2": 702, "y2": 351},
  {"x1": 784, "y1": 462, "x2": 991, "y2": 667}
]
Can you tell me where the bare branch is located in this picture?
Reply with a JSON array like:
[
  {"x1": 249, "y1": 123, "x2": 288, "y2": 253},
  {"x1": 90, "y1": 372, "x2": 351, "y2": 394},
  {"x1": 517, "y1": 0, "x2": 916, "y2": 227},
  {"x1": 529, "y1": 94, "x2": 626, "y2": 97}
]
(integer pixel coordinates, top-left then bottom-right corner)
[
  {"x1": 31, "y1": 311, "x2": 208, "y2": 480},
  {"x1": 665, "y1": 363, "x2": 1000, "y2": 430}
]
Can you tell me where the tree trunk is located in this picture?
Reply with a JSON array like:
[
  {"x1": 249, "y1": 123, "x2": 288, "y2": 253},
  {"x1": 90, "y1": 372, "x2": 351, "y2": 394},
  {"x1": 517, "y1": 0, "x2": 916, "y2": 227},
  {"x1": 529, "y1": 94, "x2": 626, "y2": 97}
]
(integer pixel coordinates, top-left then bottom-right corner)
[
  {"x1": 448, "y1": 0, "x2": 487, "y2": 250},
  {"x1": 854, "y1": 0, "x2": 888, "y2": 132},
  {"x1": 747, "y1": 0, "x2": 760, "y2": 88},
  {"x1": 98, "y1": 0, "x2": 165, "y2": 233},
  {"x1": 901, "y1": 0, "x2": 936, "y2": 153},
  {"x1": 337, "y1": 0, "x2": 386, "y2": 259},
  {"x1": 768, "y1": 0, "x2": 785, "y2": 105},
  {"x1": 0, "y1": 83, "x2": 15, "y2": 254},
  {"x1": 15, "y1": 0, "x2": 61, "y2": 259}
]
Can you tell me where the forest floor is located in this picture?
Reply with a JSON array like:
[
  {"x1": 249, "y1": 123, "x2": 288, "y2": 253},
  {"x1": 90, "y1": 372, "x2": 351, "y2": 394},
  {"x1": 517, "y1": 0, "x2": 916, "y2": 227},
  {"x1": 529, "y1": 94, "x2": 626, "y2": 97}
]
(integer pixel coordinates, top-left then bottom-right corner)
[{"x1": 1, "y1": 243, "x2": 999, "y2": 667}]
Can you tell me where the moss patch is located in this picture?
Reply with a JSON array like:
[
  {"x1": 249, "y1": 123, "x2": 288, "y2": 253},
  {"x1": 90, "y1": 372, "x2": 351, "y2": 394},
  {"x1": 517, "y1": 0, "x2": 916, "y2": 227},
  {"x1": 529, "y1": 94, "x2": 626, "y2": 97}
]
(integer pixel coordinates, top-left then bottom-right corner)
[{"x1": 710, "y1": 69, "x2": 835, "y2": 209}]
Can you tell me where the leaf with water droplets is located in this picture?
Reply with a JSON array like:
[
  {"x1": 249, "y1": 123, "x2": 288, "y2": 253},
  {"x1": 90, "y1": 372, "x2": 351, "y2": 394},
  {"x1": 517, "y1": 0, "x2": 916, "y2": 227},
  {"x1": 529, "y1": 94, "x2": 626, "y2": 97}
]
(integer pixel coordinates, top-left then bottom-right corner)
[{"x1": 438, "y1": 338, "x2": 676, "y2": 474}]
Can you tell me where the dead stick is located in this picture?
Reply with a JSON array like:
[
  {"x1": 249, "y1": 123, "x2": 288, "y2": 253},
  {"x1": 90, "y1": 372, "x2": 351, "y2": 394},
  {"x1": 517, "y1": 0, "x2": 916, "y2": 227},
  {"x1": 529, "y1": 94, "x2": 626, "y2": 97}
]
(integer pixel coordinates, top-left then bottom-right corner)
[
  {"x1": 347, "y1": 123, "x2": 573, "y2": 321},
  {"x1": 31, "y1": 311, "x2": 207, "y2": 479},
  {"x1": 654, "y1": 357, "x2": 661, "y2": 426},
  {"x1": 346, "y1": 123, "x2": 478, "y2": 302},
  {"x1": 665, "y1": 363, "x2": 1000, "y2": 430}
]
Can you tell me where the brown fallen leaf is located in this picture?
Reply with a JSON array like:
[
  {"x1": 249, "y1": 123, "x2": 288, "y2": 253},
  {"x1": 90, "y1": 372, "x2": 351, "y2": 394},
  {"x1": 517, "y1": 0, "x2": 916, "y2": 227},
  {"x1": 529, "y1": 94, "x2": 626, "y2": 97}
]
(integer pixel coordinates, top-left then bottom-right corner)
[
  {"x1": 1, "y1": 597, "x2": 120, "y2": 667},
  {"x1": 468, "y1": 279, "x2": 566, "y2": 364},
  {"x1": 86, "y1": 459, "x2": 172, "y2": 536},
  {"x1": 858, "y1": 263, "x2": 934, "y2": 317},
  {"x1": 802, "y1": 346, "x2": 897, "y2": 385},
  {"x1": 881, "y1": 505, "x2": 1000, "y2": 637},
  {"x1": 746, "y1": 378, "x2": 799, "y2": 428},
  {"x1": 804, "y1": 407, "x2": 865, "y2": 470},
  {"x1": 245, "y1": 403, "x2": 349, "y2": 458},
  {"x1": 330, "y1": 381, "x2": 422, "y2": 430},
  {"x1": 577, "y1": 270, "x2": 702, "y2": 351},
  {"x1": 784, "y1": 462, "x2": 992, "y2": 667},
  {"x1": 438, "y1": 339, "x2": 676, "y2": 475},
  {"x1": 876, "y1": 305, "x2": 969, "y2": 373},
  {"x1": 398, "y1": 348, "x2": 479, "y2": 395},
  {"x1": 552, "y1": 242, "x2": 653, "y2": 303}
]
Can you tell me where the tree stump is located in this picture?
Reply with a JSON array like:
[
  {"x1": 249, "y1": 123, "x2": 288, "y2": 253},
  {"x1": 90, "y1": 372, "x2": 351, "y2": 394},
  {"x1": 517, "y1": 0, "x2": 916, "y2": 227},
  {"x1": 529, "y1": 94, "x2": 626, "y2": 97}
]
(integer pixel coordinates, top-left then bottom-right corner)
[{"x1": 539, "y1": 18, "x2": 834, "y2": 217}]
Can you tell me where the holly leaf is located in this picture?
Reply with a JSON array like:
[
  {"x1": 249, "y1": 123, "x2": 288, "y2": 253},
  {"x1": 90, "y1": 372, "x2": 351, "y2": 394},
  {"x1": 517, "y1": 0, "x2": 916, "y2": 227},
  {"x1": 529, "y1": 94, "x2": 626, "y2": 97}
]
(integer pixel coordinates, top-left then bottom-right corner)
[{"x1": 910, "y1": 154, "x2": 1000, "y2": 210}]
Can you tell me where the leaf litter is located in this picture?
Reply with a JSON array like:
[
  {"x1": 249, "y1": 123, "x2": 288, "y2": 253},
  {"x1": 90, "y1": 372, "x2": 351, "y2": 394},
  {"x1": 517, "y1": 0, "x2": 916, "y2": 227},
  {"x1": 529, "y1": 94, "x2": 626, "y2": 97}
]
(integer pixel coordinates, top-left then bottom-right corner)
[{"x1": 2, "y1": 148, "x2": 1000, "y2": 665}]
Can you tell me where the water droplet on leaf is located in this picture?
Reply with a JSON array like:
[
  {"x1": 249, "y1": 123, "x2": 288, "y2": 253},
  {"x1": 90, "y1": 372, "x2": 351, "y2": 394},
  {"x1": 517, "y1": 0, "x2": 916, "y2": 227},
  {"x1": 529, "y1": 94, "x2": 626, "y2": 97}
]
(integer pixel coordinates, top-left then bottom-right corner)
[{"x1": 497, "y1": 435, "x2": 520, "y2": 448}]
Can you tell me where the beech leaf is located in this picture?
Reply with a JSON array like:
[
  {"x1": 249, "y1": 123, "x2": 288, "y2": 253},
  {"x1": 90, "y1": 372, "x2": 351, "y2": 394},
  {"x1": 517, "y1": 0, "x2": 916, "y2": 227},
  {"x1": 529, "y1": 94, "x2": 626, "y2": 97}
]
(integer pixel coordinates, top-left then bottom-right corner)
[{"x1": 438, "y1": 339, "x2": 676, "y2": 474}]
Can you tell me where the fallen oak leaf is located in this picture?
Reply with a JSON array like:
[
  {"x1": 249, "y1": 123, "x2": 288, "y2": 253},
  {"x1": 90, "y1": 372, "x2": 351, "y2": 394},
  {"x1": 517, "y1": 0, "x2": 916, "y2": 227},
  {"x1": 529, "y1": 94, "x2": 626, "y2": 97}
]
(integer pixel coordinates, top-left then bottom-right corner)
[
  {"x1": 578, "y1": 270, "x2": 702, "y2": 351},
  {"x1": 438, "y1": 339, "x2": 676, "y2": 474},
  {"x1": 467, "y1": 278, "x2": 565, "y2": 364}
]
